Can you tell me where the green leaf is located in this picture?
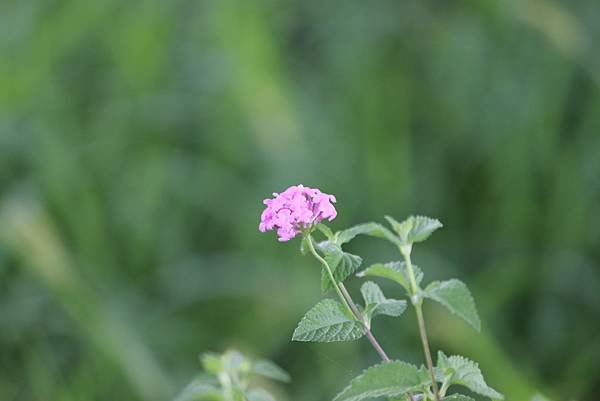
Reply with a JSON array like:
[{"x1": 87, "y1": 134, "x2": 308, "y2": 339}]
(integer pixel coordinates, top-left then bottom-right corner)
[
  {"x1": 424, "y1": 279, "x2": 481, "y2": 331},
  {"x1": 251, "y1": 359, "x2": 290, "y2": 382},
  {"x1": 318, "y1": 241, "x2": 362, "y2": 292},
  {"x1": 246, "y1": 389, "x2": 277, "y2": 401},
  {"x1": 360, "y1": 281, "x2": 406, "y2": 323},
  {"x1": 316, "y1": 223, "x2": 335, "y2": 240},
  {"x1": 384, "y1": 215, "x2": 442, "y2": 245},
  {"x1": 384, "y1": 216, "x2": 412, "y2": 243},
  {"x1": 406, "y1": 215, "x2": 443, "y2": 242},
  {"x1": 443, "y1": 395, "x2": 476, "y2": 401},
  {"x1": 292, "y1": 299, "x2": 365, "y2": 342},
  {"x1": 360, "y1": 281, "x2": 387, "y2": 305},
  {"x1": 174, "y1": 380, "x2": 223, "y2": 401},
  {"x1": 438, "y1": 352, "x2": 503, "y2": 399},
  {"x1": 332, "y1": 361, "x2": 424, "y2": 401},
  {"x1": 200, "y1": 352, "x2": 222, "y2": 374},
  {"x1": 337, "y1": 222, "x2": 399, "y2": 245},
  {"x1": 357, "y1": 262, "x2": 423, "y2": 293}
]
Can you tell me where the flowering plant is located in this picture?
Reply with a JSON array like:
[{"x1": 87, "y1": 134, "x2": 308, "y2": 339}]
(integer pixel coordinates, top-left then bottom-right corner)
[{"x1": 260, "y1": 185, "x2": 503, "y2": 401}]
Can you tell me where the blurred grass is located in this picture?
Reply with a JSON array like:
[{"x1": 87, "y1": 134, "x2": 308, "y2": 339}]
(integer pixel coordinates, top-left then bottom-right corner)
[
  {"x1": 1, "y1": 1, "x2": 599, "y2": 400},
  {"x1": 0, "y1": 195, "x2": 171, "y2": 400}
]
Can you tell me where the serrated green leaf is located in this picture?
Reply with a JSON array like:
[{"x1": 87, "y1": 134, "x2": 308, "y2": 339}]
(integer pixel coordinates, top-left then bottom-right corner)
[
  {"x1": 443, "y1": 395, "x2": 476, "y2": 401},
  {"x1": 438, "y1": 352, "x2": 503, "y2": 400},
  {"x1": 337, "y1": 222, "x2": 399, "y2": 245},
  {"x1": 375, "y1": 299, "x2": 406, "y2": 318},
  {"x1": 384, "y1": 215, "x2": 443, "y2": 245},
  {"x1": 360, "y1": 281, "x2": 406, "y2": 323},
  {"x1": 418, "y1": 365, "x2": 434, "y2": 385},
  {"x1": 407, "y1": 215, "x2": 443, "y2": 242},
  {"x1": 251, "y1": 359, "x2": 290, "y2": 383},
  {"x1": 292, "y1": 299, "x2": 365, "y2": 342},
  {"x1": 357, "y1": 262, "x2": 423, "y2": 293},
  {"x1": 360, "y1": 281, "x2": 387, "y2": 305},
  {"x1": 424, "y1": 279, "x2": 481, "y2": 331},
  {"x1": 318, "y1": 241, "x2": 362, "y2": 292},
  {"x1": 246, "y1": 389, "x2": 277, "y2": 401},
  {"x1": 332, "y1": 361, "x2": 424, "y2": 401}
]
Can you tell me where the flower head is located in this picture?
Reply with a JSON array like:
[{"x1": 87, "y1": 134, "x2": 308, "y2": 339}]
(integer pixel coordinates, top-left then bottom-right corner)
[{"x1": 259, "y1": 184, "x2": 337, "y2": 241}]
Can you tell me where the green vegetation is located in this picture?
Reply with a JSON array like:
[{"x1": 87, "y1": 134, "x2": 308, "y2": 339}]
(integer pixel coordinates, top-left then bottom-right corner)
[
  {"x1": 289, "y1": 214, "x2": 499, "y2": 401},
  {"x1": 175, "y1": 349, "x2": 289, "y2": 401},
  {"x1": 1, "y1": 1, "x2": 599, "y2": 400}
]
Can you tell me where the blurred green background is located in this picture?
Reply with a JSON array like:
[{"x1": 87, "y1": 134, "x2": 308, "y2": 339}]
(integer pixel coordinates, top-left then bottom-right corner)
[{"x1": 1, "y1": 0, "x2": 599, "y2": 400}]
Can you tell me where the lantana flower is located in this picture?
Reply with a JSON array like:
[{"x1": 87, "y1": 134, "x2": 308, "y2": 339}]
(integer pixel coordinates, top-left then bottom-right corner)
[{"x1": 259, "y1": 184, "x2": 337, "y2": 241}]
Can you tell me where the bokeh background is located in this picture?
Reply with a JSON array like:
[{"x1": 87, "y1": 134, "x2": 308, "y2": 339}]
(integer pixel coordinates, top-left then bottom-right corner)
[{"x1": 1, "y1": 1, "x2": 599, "y2": 400}]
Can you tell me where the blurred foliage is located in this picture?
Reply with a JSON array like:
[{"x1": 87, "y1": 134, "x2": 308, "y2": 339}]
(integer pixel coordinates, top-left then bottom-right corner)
[
  {"x1": 175, "y1": 349, "x2": 289, "y2": 401},
  {"x1": 1, "y1": 0, "x2": 599, "y2": 400}
]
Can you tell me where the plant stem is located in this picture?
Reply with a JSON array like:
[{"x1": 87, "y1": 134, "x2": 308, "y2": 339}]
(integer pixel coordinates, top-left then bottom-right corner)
[
  {"x1": 402, "y1": 250, "x2": 441, "y2": 401},
  {"x1": 415, "y1": 304, "x2": 440, "y2": 401},
  {"x1": 305, "y1": 235, "x2": 392, "y2": 362},
  {"x1": 305, "y1": 235, "x2": 355, "y2": 317},
  {"x1": 339, "y1": 282, "x2": 390, "y2": 362},
  {"x1": 306, "y1": 234, "x2": 415, "y2": 401},
  {"x1": 306, "y1": 235, "x2": 415, "y2": 401},
  {"x1": 339, "y1": 281, "x2": 416, "y2": 401}
]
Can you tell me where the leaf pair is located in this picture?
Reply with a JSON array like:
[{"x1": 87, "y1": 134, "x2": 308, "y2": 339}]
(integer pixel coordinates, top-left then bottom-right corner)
[
  {"x1": 331, "y1": 352, "x2": 503, "y2": 401},
  {"x1": 292, "y1": 282, "x2": 406, "y2": 342},
  {"x1": 359, "y1": 263, "x2": 480, "y2": 332},
  {"x1": 316, "y1": 215, "x2": 443, "y2": 253},
  {"x1": 384, "y1": 215, "x2": 443, "y2": 246}
]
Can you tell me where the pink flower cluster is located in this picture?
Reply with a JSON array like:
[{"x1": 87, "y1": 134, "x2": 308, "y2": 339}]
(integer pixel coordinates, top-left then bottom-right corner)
[{"x1": 259, "y1": 184, "x2": 337, "y2": 241}]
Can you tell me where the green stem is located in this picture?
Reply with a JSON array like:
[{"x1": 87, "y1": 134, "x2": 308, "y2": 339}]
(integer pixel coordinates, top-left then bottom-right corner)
[
  {"x1": 339, "y1": 282, "x2": 390, "y2": 362},
  {"x1": 306, "y1": 234, "x2": 415, "y2": 401},
  {"x1": 305, "y1": 235, "x2": 393, "y2": 363},
  {"x1": 401, "y1": 249, "x2": 441, "y2": 401},
  {"x1": 401, "y1": 245, "x2": 419, "y2": 294},
  {"x1": 415, "y1": 304, "x2": 440, "y2": 401},
  {"x1": 305, "y1": 235, "x2": 355, "y2": 317}
]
